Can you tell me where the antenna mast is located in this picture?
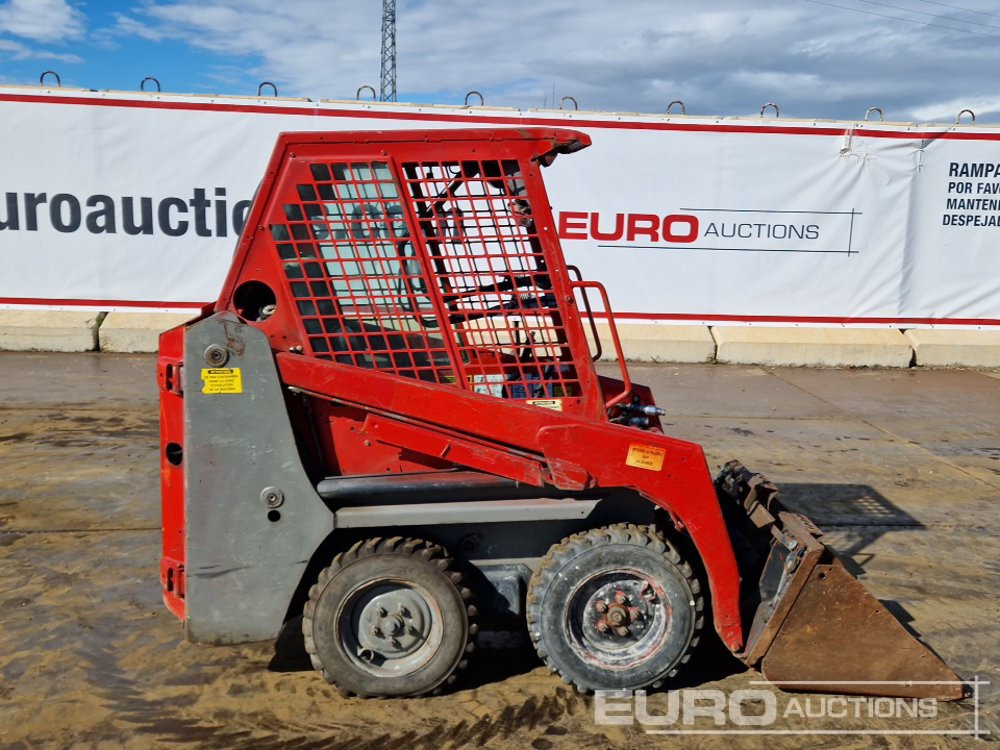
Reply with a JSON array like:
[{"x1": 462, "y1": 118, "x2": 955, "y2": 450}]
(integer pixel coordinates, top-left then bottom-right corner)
[{"x1": 380, "y1": 0, "x2": 397, "y2": 102}]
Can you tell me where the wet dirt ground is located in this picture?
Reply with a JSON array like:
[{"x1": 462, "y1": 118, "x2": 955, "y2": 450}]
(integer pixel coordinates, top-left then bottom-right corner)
[{"x1": 0, "y1": 353, "x2": 997, "y2": 749}]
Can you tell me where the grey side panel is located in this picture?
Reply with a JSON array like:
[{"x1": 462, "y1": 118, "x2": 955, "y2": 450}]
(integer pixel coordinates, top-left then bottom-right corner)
[{"x1": 183, "y1": 313, "x2": 333, "y2": 644}]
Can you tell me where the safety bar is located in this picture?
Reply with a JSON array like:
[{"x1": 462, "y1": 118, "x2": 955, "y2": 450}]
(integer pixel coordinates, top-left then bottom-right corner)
[
  {"x1": 567, "y1": 265, "x2": 602, "y2": 362},
  {"x1": 569, "y1": 279, "x2": 631, "y2": 408}
]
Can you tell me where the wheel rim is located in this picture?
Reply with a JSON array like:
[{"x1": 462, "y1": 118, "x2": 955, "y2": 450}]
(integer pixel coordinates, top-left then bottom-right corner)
[
  {"x1": 336, "y1": 578, "x2": 443, "y2": 676},
  {"x1": 564, "y1": 568, "x2": 675, "y2": 670}
]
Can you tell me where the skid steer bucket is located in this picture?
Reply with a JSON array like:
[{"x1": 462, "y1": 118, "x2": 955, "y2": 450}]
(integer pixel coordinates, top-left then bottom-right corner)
[{"x1": 716, "y1": 462, "x2": 963, "y2": 700}]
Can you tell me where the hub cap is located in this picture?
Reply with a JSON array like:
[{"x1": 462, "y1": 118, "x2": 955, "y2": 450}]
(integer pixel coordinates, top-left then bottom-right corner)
[
  {"x1": 567, "y1": 571, "x2": 671, "y2": 669},
  {"x1": 338, "y1": 581, "x2": 442, "y2": 676}
]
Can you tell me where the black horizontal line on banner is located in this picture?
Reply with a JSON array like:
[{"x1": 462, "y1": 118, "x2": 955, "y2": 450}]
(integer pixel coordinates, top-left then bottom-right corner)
[
  {"x1": 679, "y1": 208, "x2": 863, "y2": 215},
  {"x1": 598, "y1": 244, "x2": 858, "y2": 254}
]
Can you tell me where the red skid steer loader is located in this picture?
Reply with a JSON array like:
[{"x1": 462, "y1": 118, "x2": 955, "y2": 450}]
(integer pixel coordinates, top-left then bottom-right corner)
[{"x1": 158, "y1": 127, "x2": 961, "y2": 698}]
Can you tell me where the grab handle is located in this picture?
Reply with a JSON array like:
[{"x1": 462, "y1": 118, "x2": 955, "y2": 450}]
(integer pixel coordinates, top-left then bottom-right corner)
[{"x1": 570, "y1": 279, "x2": 631, "y2": 408}]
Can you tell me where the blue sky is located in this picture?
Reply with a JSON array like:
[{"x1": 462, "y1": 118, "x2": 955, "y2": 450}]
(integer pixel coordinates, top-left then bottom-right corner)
[{"x1": 1, "y1": 0, "x2": 999, "y2": 122}]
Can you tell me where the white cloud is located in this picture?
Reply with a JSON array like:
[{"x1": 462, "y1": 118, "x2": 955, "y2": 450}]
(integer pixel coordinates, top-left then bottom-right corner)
[
  {"x1": 109, "y1": 13, "x2": 169, "y2": 43},
  {"x1": 0, "y1": 0, "x2": 85, "y2": 43},
  {"x1": 105, "y1": 0, "x2": 1000, "y2": 122},
  {"x1": 911, "y1": 95, "x2": 1000, "y2": 123},
  {"x1": 0, "y1": 37, "x2": 81, "y2": 63}
]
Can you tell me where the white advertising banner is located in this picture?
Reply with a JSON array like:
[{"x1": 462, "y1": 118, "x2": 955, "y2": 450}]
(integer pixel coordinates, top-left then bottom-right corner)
[{"x1": 0, "y1": 88, "x2": 997, "y2": 327}]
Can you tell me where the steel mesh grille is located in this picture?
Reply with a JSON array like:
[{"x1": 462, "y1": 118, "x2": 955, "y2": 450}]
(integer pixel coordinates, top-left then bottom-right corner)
[
  {"x1": 269, "y1": 155, "x2": 580, "y2": 402},
  {"x1": 272, "y1": 159, "x2": 455, "y2": 383},
  {"x1": 401, "y1": 158, "x2": 580, "y2": 401}
]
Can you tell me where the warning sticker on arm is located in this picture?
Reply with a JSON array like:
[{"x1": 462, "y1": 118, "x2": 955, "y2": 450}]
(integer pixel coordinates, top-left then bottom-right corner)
[
  {"x1": 201, "y1": 368, "x2": 243, "y2": 394},
  {"x1": 625, "y1": 444, "x2": 666, "y2": 471},
  {"x1": 526, "y1": 398, "x2": 563, "y2": 411}
]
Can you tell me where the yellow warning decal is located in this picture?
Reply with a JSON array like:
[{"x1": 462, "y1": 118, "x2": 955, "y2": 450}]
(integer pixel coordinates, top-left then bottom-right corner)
[
  {"x1": 626, "y1": 444, "x2": 666, "y2": 471},
  {"x1": 201, "y1": 368, "x2": 243, "y2": 394},
  {"x1": 526, "y1": 398, "x2": 563, "y2": 411}
]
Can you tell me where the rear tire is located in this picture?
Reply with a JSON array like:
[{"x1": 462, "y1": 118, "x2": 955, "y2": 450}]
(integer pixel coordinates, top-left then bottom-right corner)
[
  {"x1": 527, "y1": 523, "x2": 704, "y2": 692},
  {"x1": 302, "y1": 536, "x2": 476, "y2": 697}
]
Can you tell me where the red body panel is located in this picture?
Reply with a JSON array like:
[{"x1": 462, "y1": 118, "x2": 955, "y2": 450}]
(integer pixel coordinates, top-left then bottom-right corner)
[
  {"x1": 158, "y1": 324, "x2": 188, "y2": 619},
  {"x1": 157, "y1": 303, "x2": 213, "y2": 620}
]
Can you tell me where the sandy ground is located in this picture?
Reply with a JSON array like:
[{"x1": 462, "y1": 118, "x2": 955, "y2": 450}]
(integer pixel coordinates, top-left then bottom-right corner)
[{"x1": 0, "y1": 353, "x2": 997, "y2": 749}]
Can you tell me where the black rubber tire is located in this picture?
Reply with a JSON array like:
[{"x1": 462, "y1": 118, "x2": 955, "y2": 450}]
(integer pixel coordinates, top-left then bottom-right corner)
[
  {"x1": 302, "y1": 537, "x2": 476, "y2": 697},
  {"x1": 527, "y1": 523, "x2": 704, "y2": 693}
]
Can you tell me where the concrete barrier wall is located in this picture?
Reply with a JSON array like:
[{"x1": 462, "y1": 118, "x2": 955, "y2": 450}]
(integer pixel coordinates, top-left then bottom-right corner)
[{"x1": 2, "y1": 310, "x2": 999, "y2": 368}]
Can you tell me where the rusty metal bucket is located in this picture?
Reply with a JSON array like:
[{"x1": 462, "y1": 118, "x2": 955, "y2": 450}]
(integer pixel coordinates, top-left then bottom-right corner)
[{"x1": 716, "y1": 462, "x2": 963, "y2": 701}]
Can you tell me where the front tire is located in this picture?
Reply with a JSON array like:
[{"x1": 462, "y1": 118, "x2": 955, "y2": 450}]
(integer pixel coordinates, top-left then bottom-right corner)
[
  {"x1": 527, "y1": 523, "x2": 704, "y2": 692},
  {"x1": 302, "y1": 536, "x2": 476, "y2": 697}
]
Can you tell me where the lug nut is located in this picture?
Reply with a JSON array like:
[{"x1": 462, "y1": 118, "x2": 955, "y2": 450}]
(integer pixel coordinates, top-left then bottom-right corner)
[
  {"x1": 595, "y1": 600, "x2": 608, "y2": 613},
  {"x1": 376, "y1": 607, "x2": 387, "y2": 618},
  {"x1": 596, "y1": 621, "x2": 610, "y2": 633},
  {"x1": 371, "y1": 626, "x2": 383, "y2": 638},
  {"x1": 627, "y1": 606, "x2": 641, "y2": 621},
  {"x1": 397, "y1": 604, "x2": 409, "y2": 617},
  {"x1": 614, "y1": 591, "x2": 628, "y2": 604},
  {"x1": 614, "y1": 626, "x2": 629, "y2": 637}
]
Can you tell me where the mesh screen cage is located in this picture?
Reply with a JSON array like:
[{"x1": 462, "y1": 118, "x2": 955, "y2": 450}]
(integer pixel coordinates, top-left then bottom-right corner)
[{"x1": 219, "y1": 128, "x2": 608, "y2": 417}]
